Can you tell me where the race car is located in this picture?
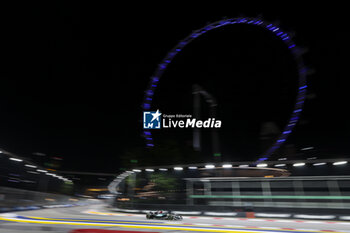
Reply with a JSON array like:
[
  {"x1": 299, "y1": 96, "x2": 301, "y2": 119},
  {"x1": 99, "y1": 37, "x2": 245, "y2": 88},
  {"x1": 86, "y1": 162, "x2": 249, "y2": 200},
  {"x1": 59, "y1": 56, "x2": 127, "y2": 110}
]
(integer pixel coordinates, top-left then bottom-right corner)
[{"x1": 146, "y1": 210, "x2": 182, "y2": 220}]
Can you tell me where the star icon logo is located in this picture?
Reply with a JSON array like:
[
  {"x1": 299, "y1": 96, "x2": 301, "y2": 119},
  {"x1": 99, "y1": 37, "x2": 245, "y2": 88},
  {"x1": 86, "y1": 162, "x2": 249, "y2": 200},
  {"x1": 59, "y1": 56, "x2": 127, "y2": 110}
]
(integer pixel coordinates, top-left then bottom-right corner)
[
  {"x1": 143, "y1": 110, "x2": 162, "y2": 129},
  {"x1": 150, "y1": 109, "x2": 161, "y2": 122}
]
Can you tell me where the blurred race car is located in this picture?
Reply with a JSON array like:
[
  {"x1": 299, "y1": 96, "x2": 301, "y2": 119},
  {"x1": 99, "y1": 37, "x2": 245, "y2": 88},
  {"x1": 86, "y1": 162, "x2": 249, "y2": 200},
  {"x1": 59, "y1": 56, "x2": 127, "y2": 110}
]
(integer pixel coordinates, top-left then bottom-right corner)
[{"x1": 146, "y1": 210, "x2": 182, "y2": 220}]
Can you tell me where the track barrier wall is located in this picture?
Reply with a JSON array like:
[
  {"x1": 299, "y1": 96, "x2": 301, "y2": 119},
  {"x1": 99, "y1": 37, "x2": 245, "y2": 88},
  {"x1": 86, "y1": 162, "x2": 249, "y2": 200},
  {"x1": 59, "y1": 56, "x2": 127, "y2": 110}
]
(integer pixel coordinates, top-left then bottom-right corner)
[{"x1": 0, "y1": 186, "x2": 92, "y2": 212}]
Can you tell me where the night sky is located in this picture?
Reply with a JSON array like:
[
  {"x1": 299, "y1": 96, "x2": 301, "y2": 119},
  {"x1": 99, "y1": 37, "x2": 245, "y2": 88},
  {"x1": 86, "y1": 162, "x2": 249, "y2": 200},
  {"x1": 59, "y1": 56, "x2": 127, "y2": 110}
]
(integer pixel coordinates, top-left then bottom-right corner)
[{"x1": 0, "y1": 3, "x2": 349, "y2": 172}]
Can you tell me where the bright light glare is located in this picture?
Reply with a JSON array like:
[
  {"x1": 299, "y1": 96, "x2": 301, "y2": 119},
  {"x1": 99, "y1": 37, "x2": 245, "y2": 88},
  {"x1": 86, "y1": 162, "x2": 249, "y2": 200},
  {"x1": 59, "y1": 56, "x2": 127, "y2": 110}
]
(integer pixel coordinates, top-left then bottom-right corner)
[
  {"x1": 257, "y1": 163, "x2": 268, "y2": 167},
  {"x1": 132, "y1": 169, "x2": 142, "y2": 172},
  {"x1": 222, "y1": 164, "x2": 232, "y2": 168},
  {"x1": 145, "y1": 169, "x2": 154, "y2": 172},
  {"x1": 205, "y1": 164, "x2": 215, "y2": 169},
  {"x1": 9, "y1": 158, "x2": 23, "y2": 162},
  {"x1": 239, "y1": 164, "x2": 249, "y2": 168},
  {"x1": 25, "y1": 164, "x2": 37, "y2": 168},
  {"x1": 188, "y1": 166, "x2": 197, "y2": 170},
  {"x1": 37, "y1": 169, "x2": 48, "y2": 173},
  {"x1": 333, "y1": 161, "x2": 348, "y2": 166},
  {"x1": 274, "y1": 164, "x2": 286, "y2": 167},
  {"x1": 301, "y1": 147, "x2": 314, "y2": 151},
  {"x1": 293, "y1": 163, "x2": 305, "y2": 167},
  {"x1": 313, "y1": 162, "x2": 326, "y2": 166},
  {"x1": 174, "y1": 167, "x2": 183, "y2": 171},
  {"x1": 159, "y1": 168, "x2": 168, "y2": 171}
]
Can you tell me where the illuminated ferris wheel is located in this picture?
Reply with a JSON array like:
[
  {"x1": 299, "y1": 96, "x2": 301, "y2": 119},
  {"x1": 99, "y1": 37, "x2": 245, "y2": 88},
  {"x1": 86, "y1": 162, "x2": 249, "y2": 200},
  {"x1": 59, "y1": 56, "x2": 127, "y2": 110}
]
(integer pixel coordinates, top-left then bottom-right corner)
[{"x1": 142, "y1": 17, "x2": 309, "y2": 162}]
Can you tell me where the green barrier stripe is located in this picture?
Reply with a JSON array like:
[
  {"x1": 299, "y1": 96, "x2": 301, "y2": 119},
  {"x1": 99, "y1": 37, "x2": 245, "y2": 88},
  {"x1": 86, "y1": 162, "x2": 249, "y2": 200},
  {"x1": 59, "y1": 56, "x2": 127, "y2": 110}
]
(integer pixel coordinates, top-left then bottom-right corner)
[{"x1": 189, "y1": 195, "x2": 350, "y2": 200}]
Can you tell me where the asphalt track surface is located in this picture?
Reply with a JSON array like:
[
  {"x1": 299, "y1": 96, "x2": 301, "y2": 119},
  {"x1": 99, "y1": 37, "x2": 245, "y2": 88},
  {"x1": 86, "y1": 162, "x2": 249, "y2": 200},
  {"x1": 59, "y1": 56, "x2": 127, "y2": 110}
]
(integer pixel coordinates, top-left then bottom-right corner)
[{"x1": 0, "y1": 204, "x2": 350, "y2": 233}]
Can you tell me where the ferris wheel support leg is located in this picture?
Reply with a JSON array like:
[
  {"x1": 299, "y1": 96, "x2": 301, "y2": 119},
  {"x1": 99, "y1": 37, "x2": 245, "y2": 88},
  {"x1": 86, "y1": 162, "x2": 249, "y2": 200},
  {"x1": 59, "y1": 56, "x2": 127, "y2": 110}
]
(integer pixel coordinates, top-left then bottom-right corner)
[{"x1": 193, "y1": 84, "x2": 201, "y2": 151}]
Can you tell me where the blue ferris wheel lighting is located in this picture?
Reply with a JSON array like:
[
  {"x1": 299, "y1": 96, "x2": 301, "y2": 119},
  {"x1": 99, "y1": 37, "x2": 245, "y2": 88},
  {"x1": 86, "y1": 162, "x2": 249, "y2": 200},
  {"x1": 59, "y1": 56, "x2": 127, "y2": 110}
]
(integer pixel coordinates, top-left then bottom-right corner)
[
  {"x1": 144, "y1": 131, "x2": 151, "y2": 136},
  {"x1": 142, "y1": 17, "x2": 309, "y2": 163}
]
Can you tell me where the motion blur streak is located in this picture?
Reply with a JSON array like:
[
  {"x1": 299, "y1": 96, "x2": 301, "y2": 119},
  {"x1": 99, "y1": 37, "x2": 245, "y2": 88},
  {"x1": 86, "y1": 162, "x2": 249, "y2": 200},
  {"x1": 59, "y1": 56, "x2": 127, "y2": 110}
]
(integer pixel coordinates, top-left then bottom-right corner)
[{"x1": 1, "y1": 204, "x2": 350, "y2": 233}]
